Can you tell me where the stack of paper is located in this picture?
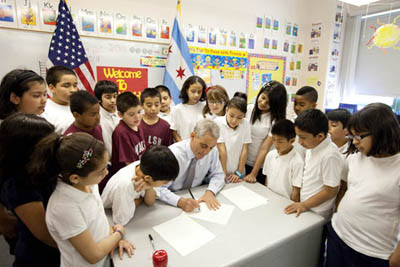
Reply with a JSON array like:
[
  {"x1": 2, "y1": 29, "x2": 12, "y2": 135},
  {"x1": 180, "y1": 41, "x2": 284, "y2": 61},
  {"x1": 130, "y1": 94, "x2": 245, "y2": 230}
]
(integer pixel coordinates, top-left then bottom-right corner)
[{"x1": 221, "y1": 185, "x2": 268, "y2": 211}]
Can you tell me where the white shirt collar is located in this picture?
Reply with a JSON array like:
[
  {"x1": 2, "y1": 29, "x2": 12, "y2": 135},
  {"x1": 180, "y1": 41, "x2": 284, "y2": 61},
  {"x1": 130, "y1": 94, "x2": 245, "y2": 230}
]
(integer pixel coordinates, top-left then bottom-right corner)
[{"x1": 310, "y1": 135, "x2": 331, "y2": 155}]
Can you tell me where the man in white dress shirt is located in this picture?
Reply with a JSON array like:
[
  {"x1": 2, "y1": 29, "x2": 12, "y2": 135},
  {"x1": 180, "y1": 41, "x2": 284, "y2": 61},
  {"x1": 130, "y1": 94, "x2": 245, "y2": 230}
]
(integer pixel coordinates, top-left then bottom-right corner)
[{"x1": 159, "y1": 119, "x2": 225, "y2": 212}]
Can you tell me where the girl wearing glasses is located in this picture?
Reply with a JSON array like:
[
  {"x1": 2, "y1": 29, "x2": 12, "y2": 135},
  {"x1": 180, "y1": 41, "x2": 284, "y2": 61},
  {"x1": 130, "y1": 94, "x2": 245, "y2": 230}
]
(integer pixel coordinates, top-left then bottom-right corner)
[{"x1": 202, "y1": 85, "x2": 229, "y2": 119}]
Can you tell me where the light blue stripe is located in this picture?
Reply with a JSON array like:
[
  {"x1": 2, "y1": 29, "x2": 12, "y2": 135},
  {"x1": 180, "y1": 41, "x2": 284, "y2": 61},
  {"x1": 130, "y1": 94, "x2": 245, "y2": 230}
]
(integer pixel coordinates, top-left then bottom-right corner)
[
  {"x1": 163, "y1": 70, "x2": 182, "y2": 104},
  {"x1": 171, "y1": 18, "x2": 194, "y2": 74}
]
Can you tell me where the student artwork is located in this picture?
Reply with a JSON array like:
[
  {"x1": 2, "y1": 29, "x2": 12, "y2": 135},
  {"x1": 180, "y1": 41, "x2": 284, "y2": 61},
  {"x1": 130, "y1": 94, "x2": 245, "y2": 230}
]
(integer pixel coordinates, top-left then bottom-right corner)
[
  {"x1": 309, "y1": 41, "x2": 320, "y2": 56},
  {"x1": 366, "y1": 16, "x2": 400, "y2": 53},
  {"x1": 16, "y1": 0, "x2": 39, "y2": 30},
  {"x1": 264, "y1": 37, "x2": 270, "y2": 49},
  {"x1": 290, "y1": 43, "x2": 296, "y2": 54},
  {"x1": 297, "y1": 43, "x2": 303, "y2": 53},
  {"x1": 296, "y1": 61, "x2": 302, "y2": 70},
  {"x1": 286, "y1": 22, "x2": 292, "y2": 35},
  {"x1": 145, "y1": 16, "x2": 157, "y2": 39},
  {"x1": 331, "y1": 48, "x2": 339, "y2": 57},
  {"x1": 0, "y1": 0, "x2": 17, "y2": 27},
  {"x1": 333, "y1": 29, "x2": 340, "y2": 41},
  {"x1": 272, "y1": 39, "x2": 278, "y2": 50},
  {"x1": 248, "y1": 33, "x2": 255, "y2": 49},
  {"x1": 283, "y1": 41, "x2": 289, "y2": 52},
  {"x1": 311, "y1": 22, "x2": 322, "y2": 38},
  {"x1": 285, "y1": 76, "x2": 291, "y2": 86},
  {"x1": 159, "y1": 18, "x2": 170, "y2": 40},
  {"x1": 308, "y1": 61, "x2": 318, "y2": 72},
  {"x1": 39, "y1": 0, "x2": 57, "y2": 32},
  {"x1": 229, "y1": 31, "x2": 237, "y2": 47},
  {"x1": 239, "y1": 32, "x2": 246, "y2": 49},
  {"x1": 131, "y1": 15, "x2": 143, "y2": 38},
  {"x1": 198, "y1": 25, "x2": 207, "y2": 44},
  {"x1": 79, "y1": 8, "x2": 96, "y2": 35},
  {"x1": 265, "y1": 16, "x2": 272, "y2": 30},
  {"x1": 185, "y1": 24, "x2": 195, "y2": 42},
  {"x1": 289, "y1": 60, "x2": 295, "y2": 71},
  {"x1": 98, "y1": 11, "x2": 113, "y2": 36},
  {"x1": 262, "y1": 73, "x2": 272, "y2": 84},
  {"x1": 256, "y1": 16, "x2": 263, "y2": 28},
  {"x1": 293, "y1": 24, "x2": 299, "y2": 37},
  {"x1": 208, "y1": 27, "x2": 217, "y2": 45},
  {"x1": 292, "y1": 77, "x2": 298, "y2": 86},
  {"x1": 114, "y1": 13, "x2": 128, "y2": 38},
  {"x1": 273, "y1": 19, "x2": 279, "y2": 31},
  {"x1": 218, "y1": 28, "x2": 227, "y2": 46}
]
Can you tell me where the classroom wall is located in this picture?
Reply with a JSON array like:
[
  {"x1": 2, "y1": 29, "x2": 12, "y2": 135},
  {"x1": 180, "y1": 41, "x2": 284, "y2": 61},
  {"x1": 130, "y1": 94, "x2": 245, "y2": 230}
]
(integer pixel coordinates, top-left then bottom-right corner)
[{"x1": 0, "y1": 0, "x2": 339, "y2": 109}]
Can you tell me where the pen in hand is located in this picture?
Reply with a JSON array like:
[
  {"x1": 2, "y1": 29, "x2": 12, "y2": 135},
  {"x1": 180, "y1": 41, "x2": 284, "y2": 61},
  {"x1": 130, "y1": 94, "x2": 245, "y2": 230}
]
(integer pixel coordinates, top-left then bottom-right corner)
[{"x1": 188, "y1": 188, "x2": 201, "y2": 211}]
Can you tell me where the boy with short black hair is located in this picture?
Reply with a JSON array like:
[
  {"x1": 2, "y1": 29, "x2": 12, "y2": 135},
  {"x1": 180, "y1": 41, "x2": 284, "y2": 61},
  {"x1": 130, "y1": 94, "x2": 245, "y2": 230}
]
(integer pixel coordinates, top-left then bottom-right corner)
[
  {"x1": 294, "y1": 86, "x2": 318, "y2": 116},
  {"x1": 64, "y1": 90, "x2": 103, "y2": 142},
  {"x1": 108, "y1": 92, "x2": 146, "y2": 180},
  {"x1": 139, "y1": 88, "x2": 173, "y2": 147},
  {"x1": 42, "y1": 66, "x2": 78, "y2": 134},
  {"x1": 155, "y1": 85, "x2": 173, "y2": 124},
  {"x1": 263, "y1": 119, "x2": 303, "y2": 201},
  {"x1": 327, "y1": 108, "x2": 351, "y2": 153},
  {"x1": 285, "y1": 109, "x2": 343, "y2": 220},
  {"x1": 101, "y1": 145, "x2": 180, "y2": 225},
  {"x1": 94, "y1": 80, "x2": 120, "y2": 156}
]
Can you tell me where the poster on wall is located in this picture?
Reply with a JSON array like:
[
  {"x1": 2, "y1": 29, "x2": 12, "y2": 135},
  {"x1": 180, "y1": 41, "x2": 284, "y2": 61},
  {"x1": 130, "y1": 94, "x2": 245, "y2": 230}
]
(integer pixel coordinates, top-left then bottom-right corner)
[
  {"x1": 131, "y1": 15, "x2": 143, "y2": 39},
  {"x1": 285, "y1": 22, "x2": 292, "y2": 35},
  {"x1": 208, "y1": 27, "x2": 217, "y2": 45},
  {"x1": 265, "y1": 16, "x2": 272, "y2": 30},
  {"x1": 79, "y1": 8, "x2": 96, "y2": 36},
  {"x1": 159, "y1": 18, "x2": 170, "y2": 40},
  {"x1": 229, "y1": 30, "x2": 237, "y2": 48},
  {"x1": 239, "y1": 32, "x2": 246, "y2": 49},
  {"x1": 185, "y1": 24, "x2": 195, "y2": 43},
  {"x1": 16, "y1": 0, "x2": 40, "y2": 30},
  {"x1": 273, "y1": 18, "x2": 279, "y2": 31},
  {"x1": 38, "y1": 0, "x2": 57, "y2": 32},
  {"x1": 311, "y1": 22, "x2": 322, "y2": 39},
  {"x1": 114, "y1": 12, "x2": 128, "y2": 39},
  {"x1": 198, "y1": 25, "x2": 207, "y2": 44},
  {"x1": 263, "y1": 37, "x2": 270, "y2": 49},
  {"x1": 98, "y1": 10, "x2": 113, "y2": 37},
  {"x1": 248, "y1": 33, "x2": 255, "y2": 50},
  {"x1": 0, "y1": 0, "x2": 17, "y2": 28},
  {"x1": 292, "y1": 23, "x2": 299, "y2": 37},
  {"x1": 246, "y1": 54, "x2": 286, "y2": 102},
  {"x1": 256, "y1": 16, "x2": 263, "y2": 28},
  {"x1": 96, "y1": 66, "x2": 148, "y2": 96},
  {"x1": 189, "y1": 46, "x2": 247, "y2": 71},
  {"x1": 145, "y1": 16, "x2": 157, "y2": 39},
  {"x1": 218, "y1": 28, "x2": 227, "y2": 46}
]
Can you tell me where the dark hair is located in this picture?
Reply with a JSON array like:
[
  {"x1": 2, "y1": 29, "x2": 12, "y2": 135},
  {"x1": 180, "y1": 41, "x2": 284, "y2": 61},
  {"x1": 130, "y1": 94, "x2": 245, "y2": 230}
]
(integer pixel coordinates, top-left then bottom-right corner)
[
  {"x1": 140, "y1": 87, "x2": 161, "y2": 104},
  {"x1": 0, "y1": 69, "x2": 45, "y2": 119},
  {"x1": 251, "y1": 81, "x2": 287, "y2": 124},
  {"x1": 94, "y1": 80, "x2": 118, "y2": 102},
  {"x1": 116, "y1": 92, "x2": 140, "y2": 114},
  {"x1": 179, "y1": 76, "x2": 206, "y2": 104},
  {"x1": 46, "y1": 65, "x2": 76, "y2": 86},
  {"x1": 227, "y1": 96, "x2": 247, "y2": 114},
  {"x1": 327, "y1": 108, "x2": 351, "y2": 129},
  {"x1": 70, "y1": 90, "x2": 99, "y2": 114},
  {"x1": 140, "y1": 145, "x2": 179, "y2": 181},
  {"x1": 155, "y1": 85, "x2": 171, "y2": 97},
  {"x1": 28, "y1": 132, "x2": 107, "y2": 189},
  {"x1": 203, "y1": 85, "x2": 229, "y2": 117},
  {"x1": 295, "y1": 109, "x2": 328, "y2": 136},
  {"x1": 347, "y1": 103, "x2": 400, "y2": 157},
  {"x1": 233, "y1": 92, "x2": 247, "y2": 102},
  {"x1": 271, "y1": 119, "x2": 296, "y2": 140},
  {"x1": 296, "y1": 86, "x2": 318, "y2": 103},
  {"x1": 0, "y1": 113, "x2": 54, "y2": 184}
]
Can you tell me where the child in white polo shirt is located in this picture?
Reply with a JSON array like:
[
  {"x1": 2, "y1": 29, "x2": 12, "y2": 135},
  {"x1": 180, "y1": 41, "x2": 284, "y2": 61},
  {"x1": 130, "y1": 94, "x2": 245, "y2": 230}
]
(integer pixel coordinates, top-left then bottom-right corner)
[
  {"x1": 215, "y1": 94, "x2": 252, "y2": 183},
  {"x1": 263, "y1": 119, "x2": 303, "y2": 201},
  {"x1": 102, "y1": 145, "x2": 180, "y2": 225}
]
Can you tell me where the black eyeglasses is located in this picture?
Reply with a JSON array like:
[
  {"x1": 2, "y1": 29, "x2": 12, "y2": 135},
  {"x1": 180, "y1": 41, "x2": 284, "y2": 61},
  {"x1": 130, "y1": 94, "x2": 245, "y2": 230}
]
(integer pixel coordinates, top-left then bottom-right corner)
[{"x1": 349, "y1": 133, "x2": 371, "y2": 141}]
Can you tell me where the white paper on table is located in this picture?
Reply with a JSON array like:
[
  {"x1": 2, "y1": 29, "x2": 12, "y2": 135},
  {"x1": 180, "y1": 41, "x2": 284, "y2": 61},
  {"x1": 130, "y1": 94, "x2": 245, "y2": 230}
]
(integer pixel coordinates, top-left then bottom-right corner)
[
  {"x1": 188, "y1": 203, "x2": 235, "y2": 225},
  {"x1": 153, "y1": 213, "x2": 215, "y2": 256},
  {"x1": 221, "y1": 185, "x2": 268, "y2": 211}
]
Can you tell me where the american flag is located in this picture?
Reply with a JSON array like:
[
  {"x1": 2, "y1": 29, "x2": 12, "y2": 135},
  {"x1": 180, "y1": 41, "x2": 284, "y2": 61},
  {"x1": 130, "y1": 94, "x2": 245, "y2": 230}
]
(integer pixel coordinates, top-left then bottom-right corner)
[{"x1": 47, "y1": 0, "x2": 95, "y2": 94}]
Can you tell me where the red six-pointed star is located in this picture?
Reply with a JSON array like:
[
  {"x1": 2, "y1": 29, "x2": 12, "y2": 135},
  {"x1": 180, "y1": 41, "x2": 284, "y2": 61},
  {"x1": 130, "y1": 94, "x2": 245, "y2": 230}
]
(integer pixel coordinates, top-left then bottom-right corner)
[{"x1": 176, "y1": 66, "x2": 185, "y2": 79}]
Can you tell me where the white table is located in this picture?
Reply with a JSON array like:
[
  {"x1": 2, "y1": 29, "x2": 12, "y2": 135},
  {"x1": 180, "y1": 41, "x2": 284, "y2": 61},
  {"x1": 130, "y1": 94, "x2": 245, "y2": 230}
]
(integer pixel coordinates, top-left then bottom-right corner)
[{"x1": 110, "y1": 182, "x2": 325, "y2": 267}]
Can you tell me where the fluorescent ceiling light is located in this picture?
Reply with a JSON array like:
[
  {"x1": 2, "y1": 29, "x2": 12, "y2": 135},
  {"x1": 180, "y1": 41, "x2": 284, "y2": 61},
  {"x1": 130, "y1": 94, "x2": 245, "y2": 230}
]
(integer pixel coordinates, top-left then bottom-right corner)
[
  {"x1": 361, "y1": 8, "x2": 400, "y2": 19},
  {"x1": 339, "y1": 0, "x2": 379, "y2": 6}
]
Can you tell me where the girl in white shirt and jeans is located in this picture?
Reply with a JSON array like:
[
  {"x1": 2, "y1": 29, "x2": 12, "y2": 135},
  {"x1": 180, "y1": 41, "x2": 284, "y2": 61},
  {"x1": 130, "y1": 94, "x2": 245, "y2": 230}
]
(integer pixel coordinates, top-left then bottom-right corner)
[
  {"x1": 29, "y1": 132, "x2": 134, "y2": 267},
  {"x1": 327, "y1": 103, "x2": 400, "y2": 267}
]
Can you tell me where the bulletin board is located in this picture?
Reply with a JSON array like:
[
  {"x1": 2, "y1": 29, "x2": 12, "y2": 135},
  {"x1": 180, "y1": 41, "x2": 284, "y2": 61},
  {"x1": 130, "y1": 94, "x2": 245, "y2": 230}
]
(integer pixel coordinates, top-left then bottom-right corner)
[{"x1": 246, "y1": 54, "x2": 286, "y2": 103}]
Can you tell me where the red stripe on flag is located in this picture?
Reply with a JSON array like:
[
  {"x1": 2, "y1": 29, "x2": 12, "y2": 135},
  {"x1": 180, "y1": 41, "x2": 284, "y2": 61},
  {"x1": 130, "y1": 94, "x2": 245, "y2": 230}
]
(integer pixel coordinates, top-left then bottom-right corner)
[
  {"x1": 75, "y1": 67, "x2": 94, "y2": 95},
  {"x1": 85, "y1": 61, "x2": 95, "y2": 79}
]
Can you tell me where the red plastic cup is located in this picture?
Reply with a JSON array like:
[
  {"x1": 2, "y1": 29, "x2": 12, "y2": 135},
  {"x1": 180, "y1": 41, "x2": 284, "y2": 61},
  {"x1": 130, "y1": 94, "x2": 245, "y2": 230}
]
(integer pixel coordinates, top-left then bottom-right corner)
[{"x1": 153, "y1": 249, "x2": 168, "y2": 267}]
